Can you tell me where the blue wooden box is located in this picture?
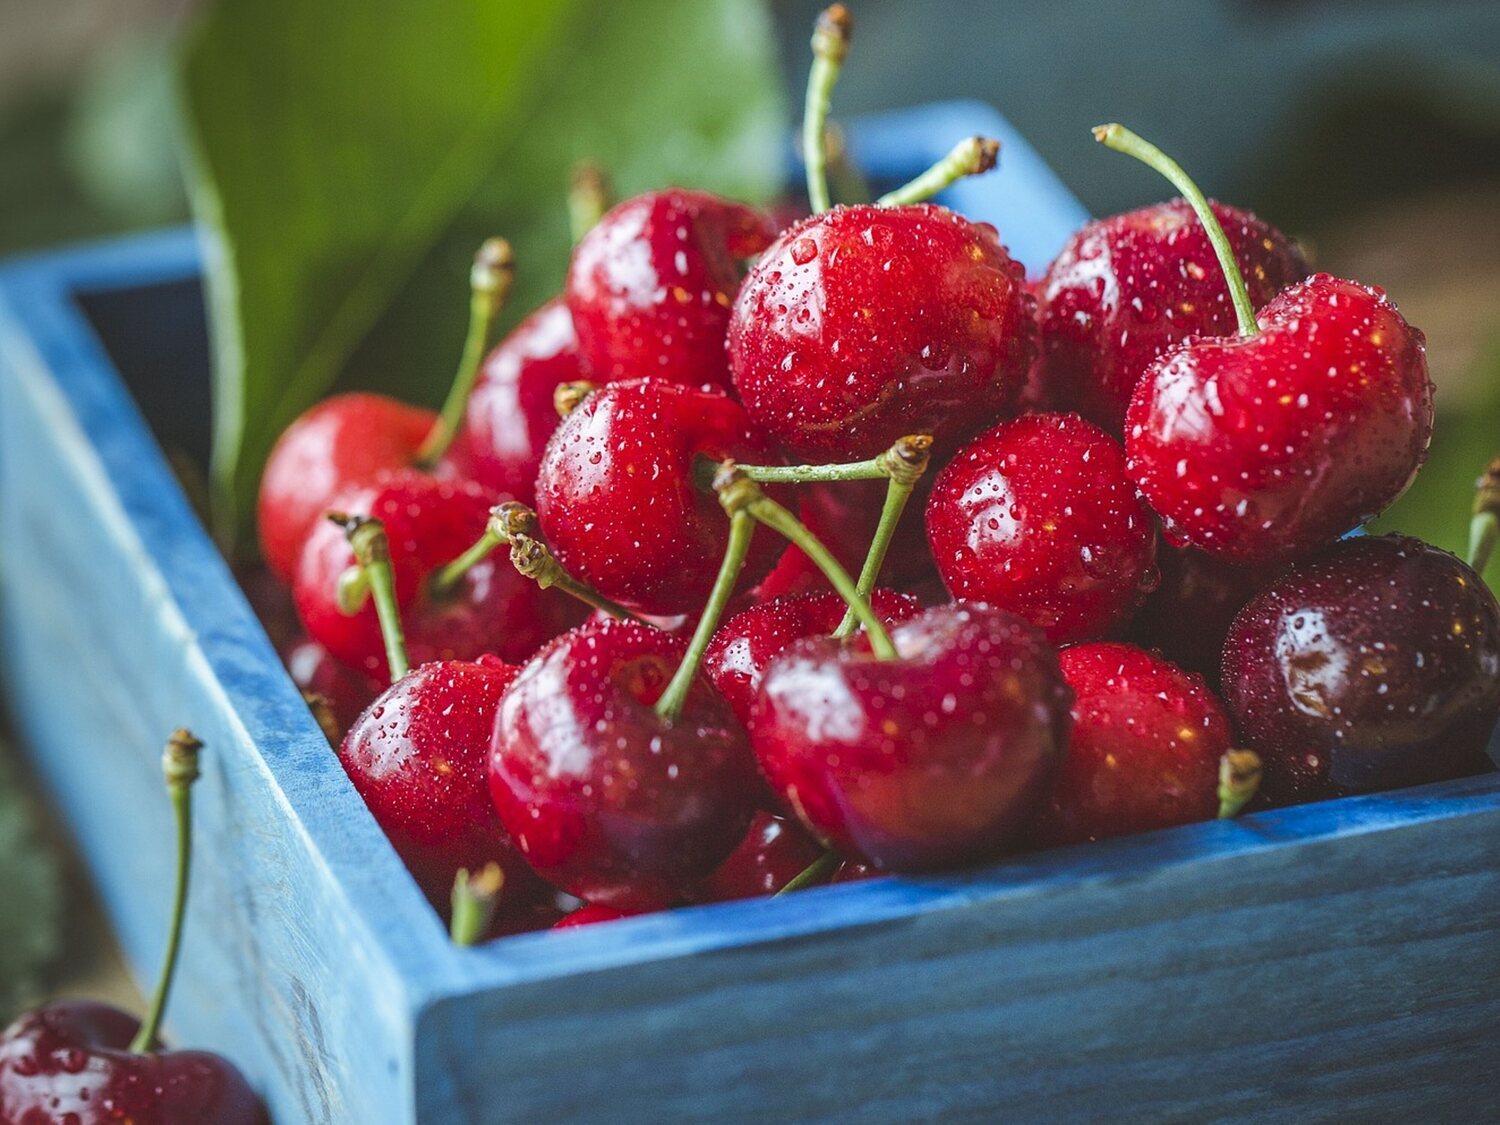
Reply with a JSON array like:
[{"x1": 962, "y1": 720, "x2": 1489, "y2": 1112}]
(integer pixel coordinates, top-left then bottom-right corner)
[{"x1": 2, "y1": 103, "x2": 1498, "y2": 1123}]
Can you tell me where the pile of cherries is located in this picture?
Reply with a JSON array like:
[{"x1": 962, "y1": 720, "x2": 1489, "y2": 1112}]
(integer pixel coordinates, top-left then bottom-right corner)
[{"x1": 248, "y1": 4, "x2": 1499, "y2": 938}]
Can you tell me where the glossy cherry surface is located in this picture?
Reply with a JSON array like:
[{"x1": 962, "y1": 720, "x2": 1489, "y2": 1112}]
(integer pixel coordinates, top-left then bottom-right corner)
[
  {"x1": 257, "y1": 392, "x2": 435, "y2": 582},
  {"x1": 1222, "y1": 535, "x2": 1500, "y2": 802},
  {"x1": 1129, "y1": 543, "x2": 1270, "y2": 686},
  {"x1": 1034, "y1": 198, "x2": 1306, "y2": 432},
  {"x1": 490, "y1": 618, "x2": 758, "y2": 909},
  {"x1": 927, "y1": 413, "x2": 1157, "y2": 644},
  {"x1": 691, "y1": 811, "x2": 825, "y2": 902},
  {"x1": 729, "y1": 202, "x2": 1035, "y2": 462},
  {"x1": 536, "y1": 377, "x2": 784, "y2": 616},
  {"x1": 282, "y1": 635, "x2": 382, "y2": 737},
  {"x1": 566, "y1": 189, "x2": 775, "y2": 389},
  {"x1": 751, "y1": 602, "x2": 1072, "y2": 870},
  {"x1": 552, "y1": 904, "x2": 638, "y2": 929},
  {"x1": 1028, "y1": 642, "x2": 1232, "y2": 846},
  {"x1": 0, "y1": 1001, "x2": 266, "y2": 1125},
  {"x1": 1126, "y1": 274, "x2": 1434, "y2": 565}
]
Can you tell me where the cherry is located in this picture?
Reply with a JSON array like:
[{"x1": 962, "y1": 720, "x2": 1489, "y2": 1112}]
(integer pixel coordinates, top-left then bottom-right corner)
[
  {"x1": 282, "y1": 635, "x2": 382, "y2": 737},
  {"x1": 552, "y1": 904, "x2": 638, "y2": 929},
  {"x1": 926, "y1": 412, "x2": 1157, "y2": 644},
  {"x1": 489, "y1": 617, "x2": 758, "y2": 909},
  {"x1": 1221, "y1": 534, "x2": 1500, "y2": 803},
  {"x1": 1034, "y1": 198, "x2": 1306, "y2": 432},
  {"x1": 535, "y1": 377, "x2": 784, "y2": 616},
  {"x1": 1128, "y1": 543, "x2": 1270, "y2": 686},
  {"x1": 692, "y1": 811, "x2": 826, "y2": 902},
  {"x1": 1027, "y1": 642, "x2": 1233, "y2": 846},
  {"x1": 565, "y1": 189, "x2": 775, "y2": 390},
  {"x1": 750, "y1": 602, "x2": 1072, "y2": 870}
]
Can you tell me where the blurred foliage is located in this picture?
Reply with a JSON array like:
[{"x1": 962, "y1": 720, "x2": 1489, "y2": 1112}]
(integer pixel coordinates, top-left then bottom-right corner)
[{"x1": 0, "y1": 741, "x2": 63, "y2": 1020}]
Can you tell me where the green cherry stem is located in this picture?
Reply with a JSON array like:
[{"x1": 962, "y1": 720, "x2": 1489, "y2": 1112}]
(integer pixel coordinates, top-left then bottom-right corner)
[
  {"x1": 568, "y1": 161, "x2": 614, "y2": 245},
  {"x1": 698, "y1": 455, "x2": 887, "y2": 488},
  {"x1": 450, "y1": 863, "x2": 504, "y2": 946},
  {"x1": 554, "y1": 380, "x2": 598, "y2": 419},
  {"x1": 1467, "y1": 455, "x2": 1500, "y2": 577},
  {"x1": 777, "y1": 850, "x2": 841, "y2": 895},
  {"x1": 824, "y1": 121, "x2": 872, "y2": 207},
  {"x1": 1093, "y1": 123, "x2": 1257, "y2": 338},
  {"x1": 802, "y1": 4, "x2": 852, "y2": 214},
  {"x1": 428, "y1": 507, "x2": 511, "y2": 599},
  {"x1": 875, "y1": 136, "x2": 1000, "y2": 208},
  {"x1": 129, "y1": 729, "x2": 202, "y2": 1054},
  {"x1": 332, "y1": 513, "x2": 410, "y2": 682},
  {"x1": 1217, "y1": 749, "x2": 1263, "y2": 819},
  {"x1": 499, "y1": 503, "x2": 644, "y2": 623},
  {"x1": 415, "y1": 238, "x2": 516, "y2": 468},
  {"x1": 655, "y1": 506, "x2": 757, "y2": 721},
  {"x1": 833, "y1": 435, "x2": 933, "y2": 638}
]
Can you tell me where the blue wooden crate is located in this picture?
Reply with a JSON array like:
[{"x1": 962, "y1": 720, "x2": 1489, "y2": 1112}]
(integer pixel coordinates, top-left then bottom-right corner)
[{"x1": 1, "y1": 103, "x2": 1497, "y2": 1123}]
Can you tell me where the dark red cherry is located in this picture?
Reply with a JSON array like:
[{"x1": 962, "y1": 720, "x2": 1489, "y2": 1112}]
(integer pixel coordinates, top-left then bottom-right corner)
[
  {"x1": 1035, "y1": 199, "x2": 1306, "y2": 432},
  {"x1": 257, "y1": 392, "x2": 436, "y2": 582},
  {"x1": 535, "y1": 377, "x2": 784, "y2": 616},
  {"x1": 1129, "y1": 543, "x2": 1270, "y2": 686},
  {"x1": 703, "y1": 588, "x2": 921, "y2": 727},
  {"x1": 1126, "y1": 274, "x2": 1434, "y2": 565},
  {"x1": 444, "y1": 298, "x2": 587, "y2": 506},
  {"x1": 490, "y1": 618, "x2": 758, "y2": 909},
  {"x1": 0, "y1": 1001, "x2": 266, "y2": 1125},
  {"x1": 566, "y1": 189, "x2": 775, "y2": 389},
  {"x1": 927, "y1": 413, "x2": 1157, "y2": 644},
  {"x1": 282, "y1": 635, "x2": 382, "y2": 736},
  {"x1": 750, "y1": 602, "x2": 1072, "y2": 870},
  {"x1": 729, "y1": 202, "x2": 1036, "y2": 462},
  {"x1": 1222, "y1": 534, "x2": 1500, "y2": 803},
  {"x1": 692, "y1": 810, "x2": 827, "y2": 902},
  {"x1": 340, "y1": 656, "x2": 545, "y2": 911},
  {"x1": 1028, "y1": 642, "x2": 1231, "y2": 846},
  {"x1": 552, "y1": 904, "x2": 639, "y2": 929}
]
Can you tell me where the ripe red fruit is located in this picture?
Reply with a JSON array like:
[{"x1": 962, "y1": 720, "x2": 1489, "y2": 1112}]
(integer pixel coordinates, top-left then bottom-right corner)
[
  {"x1": 692, "y1": 811, "x2": 825, "y2": 902},
  {"x1": 1126, "y1": 274, "x2": 1434, "y2": 565},
  {"x1": 566, "y1": 189, "x2": 775, "y2": 389},
  {"x1": 926, "y1": 412, "x2": 1157, "y2": 644},
  {"x1": 1028, "y1": 642, "x2": 1232, "y2": 846},
  {"x1": 489, "y1": 618, "x2": 759, "y2": 909},
  {"x1": 553, "y1": 904, "x2": 638, "y2": 929},
  {"x1": 1222, "y1": 535, "x2": 1500, "y2": 803},
  {"x1": 751, "y1": 602, "x2": 1072, "y2": 870},
  {"x1": 535, "y1": 377, "x2": 784, "y2": 616},
  {"x1": 729, "y1": 202, "x2": 1035, "y2": 462},
  {"x1": 1035, "y1": 199, "x2": 1306, "y2": 431},
  {"x1": 282, "y1": 635, "x2": 382, "y2": 736},
  {"x1": 1128, "y1": 544, "x2": 1270, "y2": 686},
  {"x1": 257, "y1": 392, "x2": 436, "y2": 583}
]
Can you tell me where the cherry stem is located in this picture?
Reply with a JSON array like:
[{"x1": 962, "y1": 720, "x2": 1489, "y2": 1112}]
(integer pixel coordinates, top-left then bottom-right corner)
[
  {"x1": 449, "y1": 863, "x2": 504, "y2": 946},
  {"x1": 876, "y1": 136, "x2": 1000, "y2": 208},
  {"x1": 655, "y1": 508, "x2": 756, "y2": 721},
  {"x1": 833, "y1": 435, "x2": 933, "y2": 637},
  {"x1": 332, "y1": 513, "x2": 409, "y2": 682},
  {"x1": 568, "y1": 161, "x2": 614, "y2": 245},
  {"x1": 824, "y1": 122, "x2": 872, "y2": 206},
  {"x1": 1467, "y1": 455, "x2": 1500, "y2": 576},
  {"x1": 497, "y1": 503, "x2": 644, "y2": 623},
  {"x1": 415, "y1": 239, "x2": 516, "y2": 468},
  {"x1": 129, "y1": 729, "x2": 202, "y2": 1054},
  {"x1": 1093, "y1": 123, "x2": 1258, "y2": 338},
  {"x1": 698, "y1": 454, "x2": 886, "y2": 488},
  {"x1": 802, "y1": 4, "x2": 852, "y2": 213},
  {"x1": 554, "y1": 380, "x2": 598, "y2": 419},
  {"x1": 1217, "y1": 749, "x2": 1263, "y2": 819},
  {"x1": 717, "y1": 467, "x2": 898, "y2": 660},
  {"x1": 777, "y1": 850, "x2": 841, "y2": 895},
  {"x1": 429, "y1": 514, "x2": 509, "y2": 599}
]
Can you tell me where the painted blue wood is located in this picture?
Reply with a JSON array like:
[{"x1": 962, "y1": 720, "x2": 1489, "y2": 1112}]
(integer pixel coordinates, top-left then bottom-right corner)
[{"x1": 0, "y1": 103, "x2": 1495, "y2": 1124}]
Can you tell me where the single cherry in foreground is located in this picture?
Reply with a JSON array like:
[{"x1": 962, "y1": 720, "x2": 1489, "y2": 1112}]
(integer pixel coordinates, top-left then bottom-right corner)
[{"x1": 1222, "y1": 534, "x2": 1500, "y2": 803}]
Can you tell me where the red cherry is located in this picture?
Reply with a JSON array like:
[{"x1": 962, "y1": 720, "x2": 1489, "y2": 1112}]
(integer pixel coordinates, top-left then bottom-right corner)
[
  {"x1": 489, "y1": 617, "x2": 758, "y2": 909},
  {"x1": 730, "y1": 203, "x2": 1035, "y2": 462},
  {"x1": 750, "y1": 602, "x2": 1071, "y2": 870},
  {"x1": 692, "y1": 810, "x2": 825, "y2": 902},
  {"x1": 0, "y1": 1001, "x2": 267, "y2": 1125},
  {"x1": 282, "y1": 635, "x2": 382, "y2": 735},
  {"x1": 566, "y1": 189, "x2": 774, "y2": 389},
  {"x1": 703, "y1": 588, "x2": 921, "y2": 727},
  {"x1": 535, "y1": 378, "x2": 783, "y2": 616},
  {"x1": 552, "y1": 904, "x2": 640, "y2": 929},
  {"x1": 257, "y1": 392, "x2": 435, "y2": 583},
  {"x1": 1035, "y1": 199, "x2": 1306, "y2": 431},
  {"x1": 926, "y1": 413, "x2": 1157, "y2": 644},
  {"x1": 1127, "y1": 274, "x2": 1432, "y2": 565},
  {"x1": 1028, "y1": 642, "x2": 1232, "y2": 846},
  {"x1": 1222, "y1": 535, "x2": 1500, "y2": 803},
  {"x1": 1128, "y1": 543, "x2": 1270, "y2": 686},
  {"x1": 444, "y1": 298, "x2": 587, "y2": 505}
]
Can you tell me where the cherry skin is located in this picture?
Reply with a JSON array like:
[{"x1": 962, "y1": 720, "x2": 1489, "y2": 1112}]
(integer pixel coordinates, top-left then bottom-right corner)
[
  {"x1": 489, "y1": 617, "x2": 759, "y2": 910},
  {"x1": 339, "y1": 656, "x2": 545, "y2": 911},
  {"x1": 750, "y1": 602, "x2": 1072, "y2": 870},
  {"x1": 552, "y1": 904, "x2": 639, "y2": 929},
  {"x1": 566, "y1": 189, "x2": 775, "y2": 390},
  {"x1": 443, "y1": 298, "x2": 587, "y2": 506},
  {"x1": 691, "y1": 810, "x2": 825, "y2": 902},
  {"x1": 1126, "y1": 274, "x2": 1434, "y2": 565},
  {"x1": 535, "y1": 377, "x2": 784, "y2": 616},
  {"x1": 926, "y1": 412, "x2": 1158, "y2": 644},
  {"x1": 1034, "y1": 198, "x2": 1306, "y2": 432},
  {"x1": 729, "y1": 202, "x2": 1036, "y2": 462},
  {"x1": 1222, "y1": 534, "x2": 1500, "y2": 803},
  {"x1": 1027, "y1": 642, "x2": 1232, "y2": 847},
  {"x1": 282, "y1": 635, "x2": 383, "y2": 736},
  {"x1": 703, "y1": 588, "x2": 921, "y2": 727},
  {"x1": 1128, "y1": 543, "x2": 1270, "y2": 687},
  {"x1": 0, "y1": 1001, "x2": 266, "y2": 1124},
  {"x1": 257, "y1": 392, "x2": 436, "y2": 583}
]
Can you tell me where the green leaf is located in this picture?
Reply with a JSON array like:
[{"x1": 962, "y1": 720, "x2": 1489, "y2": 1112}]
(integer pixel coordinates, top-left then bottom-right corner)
[{"x1": 178, "y1": 0, "x2": 784, "y2": 549}]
